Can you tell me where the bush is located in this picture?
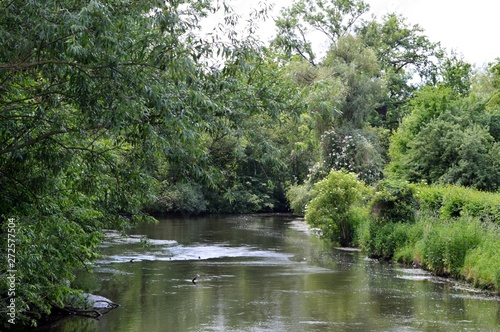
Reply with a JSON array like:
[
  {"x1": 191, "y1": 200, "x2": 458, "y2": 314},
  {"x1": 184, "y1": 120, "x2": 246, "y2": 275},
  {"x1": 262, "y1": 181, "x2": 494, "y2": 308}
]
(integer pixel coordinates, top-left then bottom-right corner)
[
  {"x1": 416, "y1": 184, "x2": 500, "y2": 223},
  {"x1": 305, "y1": 170, "x2": 373, "y2": 246},
  {"x1": 370, "y1": 179, "x2": 417, "y2": 223},
  {"x1": 150, "y1": 182, "x2": 207, "y2": 215},
  {"x1": 420, "y1": 217, "x2": 482, "y2": 277},
  {"x1": 286, "y1": 182, "x2": 314, "y2": 215},
  {"x1": 360, "y1": 180, "x2": 500, "y2": 290},
  {"x1": 362, "y1": 221, "x2": 410, "y2": 259}
]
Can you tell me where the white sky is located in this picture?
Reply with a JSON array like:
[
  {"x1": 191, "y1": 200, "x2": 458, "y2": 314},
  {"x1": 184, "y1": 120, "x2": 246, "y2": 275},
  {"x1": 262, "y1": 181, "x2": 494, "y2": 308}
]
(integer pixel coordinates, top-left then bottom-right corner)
[
  {"x1": 220, "y1": 0, "x2": 500, "y2": 67},
  {"x1": 365, "y1": 0, "x2": 500, "y2": 67}
]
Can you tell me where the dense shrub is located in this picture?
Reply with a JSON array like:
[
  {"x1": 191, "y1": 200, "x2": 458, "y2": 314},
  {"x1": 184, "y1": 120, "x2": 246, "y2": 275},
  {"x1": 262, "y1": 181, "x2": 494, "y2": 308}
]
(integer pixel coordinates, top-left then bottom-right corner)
[
  {"x1": 361, "y1": 221, "x2": 410, "y2": 259},
  {"x1": 419, "y1": 217, "x2": 482, "y2": 277},
  {"x1": 370, "y1": 179, "x2": 417, "y2": 223},
  {"x1": 286, "y1": 182, "x2": 314, "y2": 215},
  {"x1": 305, "y1": 170, "x2": 373, "y2": 246},
  {"x1": 416, "y1": 184, "x2": 500, "y2": 223},
  {"x1": 149, "y1": 182, "x2": 207, "y2": 215}
]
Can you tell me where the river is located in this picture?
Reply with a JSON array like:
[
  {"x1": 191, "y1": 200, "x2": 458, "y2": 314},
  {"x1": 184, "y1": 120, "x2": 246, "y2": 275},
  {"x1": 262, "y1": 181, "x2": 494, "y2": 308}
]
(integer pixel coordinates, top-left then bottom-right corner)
[{"x1": 42, "y1": 214, "x2": 499, "y2": 331}]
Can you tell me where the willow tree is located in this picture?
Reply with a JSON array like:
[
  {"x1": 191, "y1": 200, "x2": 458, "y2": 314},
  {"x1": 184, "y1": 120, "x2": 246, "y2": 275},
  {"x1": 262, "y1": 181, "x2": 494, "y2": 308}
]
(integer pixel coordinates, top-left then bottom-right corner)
[
  {"x1": 272, "y1": 0, "x2": 388, "y2": 186},
  {"x1": 359, "y1": 14, "x2": 443, "y2": 128},
  {"x1": 273, "y1": 0, "x2": 369, "y2": 66},
  {"x1": 0, "y1": 0, "x2": 278, "y2": 326}
]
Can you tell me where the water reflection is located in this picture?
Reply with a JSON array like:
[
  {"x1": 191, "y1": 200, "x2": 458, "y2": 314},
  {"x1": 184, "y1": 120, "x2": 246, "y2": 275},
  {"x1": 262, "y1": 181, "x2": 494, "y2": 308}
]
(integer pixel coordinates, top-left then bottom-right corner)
[{"x1": 35, "y1": 214, "x2": 500, "y2": 331}]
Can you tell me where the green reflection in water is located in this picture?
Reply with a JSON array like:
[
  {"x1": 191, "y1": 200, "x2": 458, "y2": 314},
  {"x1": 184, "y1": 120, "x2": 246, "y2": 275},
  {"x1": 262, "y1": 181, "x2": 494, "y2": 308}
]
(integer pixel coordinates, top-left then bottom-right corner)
[{"x1": 34, "y1": 215, "x2": 500, "y2": 332}]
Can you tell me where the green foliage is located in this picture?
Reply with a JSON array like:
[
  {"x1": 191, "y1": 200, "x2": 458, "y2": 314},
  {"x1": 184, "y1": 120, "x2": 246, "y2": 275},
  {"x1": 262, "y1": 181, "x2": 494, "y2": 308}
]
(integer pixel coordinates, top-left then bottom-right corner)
[
  {"x1": 416, "y1": 184, "x2": 500, "y2": 223},
  {"x1": 217, "y1": 182, "x2": 278, "y2": 214},
  {"x1": 320, "y1": 126, "x2": 385, "y2": 184},
  {"x1": 485, "y1": 60, "x2": 500, "y2": 109},
  {"x1": 388, "y1": 86, "x2": 500, "y2": 191},
  {"x1": 323, "y1": 35, "x2": 386, "y2": 128},
  {"x1": 359, "y1": 13, "x2": 444, "y2": 129},
  {"x1": 420, "y1": 217, "x2": 483, "y2": 277},
  {"x1": 286, "y1": 182, "x2": 314, "y2": 215},
  {"x1": 463, "y1": 225, "x2": 500, "y2": 290},
  {"x1": 440, "y1": 54, "x2": 473, "y2": 96},
  {"x1": 362, "y1": 221, "x2": 410, "y2": 259},
  {"x1": 370, "y1": 179, "x2": 417, "y2": 223},
  {"x1": 305, "y1": 170, "x2": 373, "y2": 246},
  {"x1": 273, "y1": 0, "x2": 369, "y2": 66},
  {"x1": 150, "y1": 182, "x2": 207, "y2": 216},
  {"x1": 359, "y1": 13, "x2": 442, "y2": 83},
  {"x1": 362, "y1": 213, "x2": 487, "y2": 279},
  {"x1": 1, "y1": 214, "x2": 104, "y2": 326},
  {"x1": 360, "y1": 182, "x2": 500, "y2": 289}
]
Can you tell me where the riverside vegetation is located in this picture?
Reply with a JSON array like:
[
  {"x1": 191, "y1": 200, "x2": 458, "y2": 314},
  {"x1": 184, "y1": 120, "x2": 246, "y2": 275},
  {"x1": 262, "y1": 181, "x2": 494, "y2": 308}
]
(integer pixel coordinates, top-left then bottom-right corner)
[
  {"x1": 1, "y1": 0, "x2": 500, "y2": 327},
  {"x1": 289, "y1": 172, "x2": 500, "y2": 290}
]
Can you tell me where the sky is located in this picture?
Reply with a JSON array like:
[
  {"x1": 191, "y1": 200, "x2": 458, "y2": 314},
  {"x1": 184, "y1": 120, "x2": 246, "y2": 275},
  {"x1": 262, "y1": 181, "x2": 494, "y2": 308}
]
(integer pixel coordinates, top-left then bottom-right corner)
[
  {"x1": 365, "y1": 0, "x2": 500, "y2": 67},
  {"x1": 220, "y1": 0, "x2": 500, "y2": 67}
]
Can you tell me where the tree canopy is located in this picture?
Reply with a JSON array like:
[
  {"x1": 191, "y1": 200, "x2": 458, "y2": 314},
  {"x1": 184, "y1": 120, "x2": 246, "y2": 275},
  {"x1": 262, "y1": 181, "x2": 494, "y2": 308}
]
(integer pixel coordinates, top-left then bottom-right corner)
[{"x1": 0, "y1": 0, "x2": 297, "y2": 325}]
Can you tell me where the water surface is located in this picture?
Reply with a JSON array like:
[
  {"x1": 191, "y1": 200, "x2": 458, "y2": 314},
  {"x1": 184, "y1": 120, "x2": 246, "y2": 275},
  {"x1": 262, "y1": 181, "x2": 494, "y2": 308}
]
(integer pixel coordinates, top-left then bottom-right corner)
[{"x1": 45, "y1": 214, "x2": 500, "y2": 331}]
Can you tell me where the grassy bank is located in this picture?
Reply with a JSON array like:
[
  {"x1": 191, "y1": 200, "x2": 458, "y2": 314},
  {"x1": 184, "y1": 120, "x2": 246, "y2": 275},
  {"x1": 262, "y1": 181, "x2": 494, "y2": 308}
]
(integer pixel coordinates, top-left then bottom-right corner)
[
  {"x1": 361, "y1": 182, "x2": 500, "y2": 290},
  {"x1": 289, "y1": 171, "x2": 500, "y2": 291}
]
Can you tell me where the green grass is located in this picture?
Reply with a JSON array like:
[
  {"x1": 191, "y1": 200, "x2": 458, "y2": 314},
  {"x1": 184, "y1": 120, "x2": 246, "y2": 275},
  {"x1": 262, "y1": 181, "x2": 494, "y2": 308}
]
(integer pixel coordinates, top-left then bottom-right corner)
[{"x1": 361, "y1": 182, "x2": 500, "y2": 290}]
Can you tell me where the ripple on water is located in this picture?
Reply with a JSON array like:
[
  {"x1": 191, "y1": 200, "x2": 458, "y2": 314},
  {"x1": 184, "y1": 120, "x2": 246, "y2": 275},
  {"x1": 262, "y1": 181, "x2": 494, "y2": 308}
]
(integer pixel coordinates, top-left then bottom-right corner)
[
  {"x1": 92, "y1": 267, "x2": 134, "y2": 275},
  {"x1": 395, "y1": 267, "x2": 434, "y2": 281},
  {"x1": 100, "y1": 230, "x2": 178, "y2": 247},
  {"x1": 450, "y1": 293, "x2": 500, "y2": 301},
  {"x1": 288, "y1": 219, "x2": 313, "y2": 234},
  {"x1": 167, "y1": 244, "x2": 291, "y2": 261},
  {"x1": 96, "y1": 241, "x2": 293, "y2": 264}
]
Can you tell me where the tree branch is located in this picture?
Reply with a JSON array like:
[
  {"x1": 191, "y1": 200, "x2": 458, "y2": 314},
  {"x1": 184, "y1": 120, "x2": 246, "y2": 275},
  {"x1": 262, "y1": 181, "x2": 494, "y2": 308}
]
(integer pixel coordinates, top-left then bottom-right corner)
[
  {"x1": 0, "y1": 129, "x2": 69, "y2": 155},
  {"x1": 0, "y1": 60, "x2": 160, "y2": 72}
]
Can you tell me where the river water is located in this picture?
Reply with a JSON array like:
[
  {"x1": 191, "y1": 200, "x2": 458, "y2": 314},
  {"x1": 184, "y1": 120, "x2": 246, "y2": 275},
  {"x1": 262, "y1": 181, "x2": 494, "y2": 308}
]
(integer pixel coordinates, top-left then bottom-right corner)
[{"x1": 45, "y1": 214, "x2": 499, "y2": 331}]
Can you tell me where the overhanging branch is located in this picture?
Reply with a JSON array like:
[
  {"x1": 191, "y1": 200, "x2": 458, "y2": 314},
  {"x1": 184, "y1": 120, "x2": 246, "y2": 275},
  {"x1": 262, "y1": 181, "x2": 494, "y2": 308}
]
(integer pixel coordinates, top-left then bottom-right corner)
[{"x1": 0, "y1": 129, "x2": 69, "y2": 155}]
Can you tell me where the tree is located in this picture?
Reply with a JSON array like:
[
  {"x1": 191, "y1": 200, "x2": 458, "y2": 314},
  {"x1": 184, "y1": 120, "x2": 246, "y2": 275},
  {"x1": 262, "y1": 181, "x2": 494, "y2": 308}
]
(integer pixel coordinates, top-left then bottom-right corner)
[
  {"x1": 439, "y1": 53, "x2": 473, "y2": 97},
  {"x1": 273, "y1": 0, "x2": 369, "y2": 66},
  {"x1": 322, "y1": 35, "x2": 386, "y2": 128},
  {"x1": 358, "y1": 14, "x2": 444, "y2": 128},
  {"x1": 485, "y1": 60, "x2": 500, "y2": 110},
  {"x1": 0, "y1": 0, "x2": 284, "y2": 326},
  {"x1": 387, "y1": 86, "x2": 500, "y2": 191}
]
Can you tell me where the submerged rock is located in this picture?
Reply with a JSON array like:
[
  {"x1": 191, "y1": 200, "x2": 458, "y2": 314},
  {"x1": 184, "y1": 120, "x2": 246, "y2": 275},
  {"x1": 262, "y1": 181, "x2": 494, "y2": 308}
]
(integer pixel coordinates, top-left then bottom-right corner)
[
  {"x1": 79, "y1": 293, "x2": 118, "y2": 310},
  {"x1": 61, "y1": 293, "x2": 119, "y2": 318}
]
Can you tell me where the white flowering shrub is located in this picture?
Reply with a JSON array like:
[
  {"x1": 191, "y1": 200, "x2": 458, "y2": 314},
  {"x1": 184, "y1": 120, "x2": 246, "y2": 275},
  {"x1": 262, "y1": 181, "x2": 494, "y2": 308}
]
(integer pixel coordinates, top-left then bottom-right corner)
[{"x1": 320, "y1": 128, "x2": 383, "y2": 184}]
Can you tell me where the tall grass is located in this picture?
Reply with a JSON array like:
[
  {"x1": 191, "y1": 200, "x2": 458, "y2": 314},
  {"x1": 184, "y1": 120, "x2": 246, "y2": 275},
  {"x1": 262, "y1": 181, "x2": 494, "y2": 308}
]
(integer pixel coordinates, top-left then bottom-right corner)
[
  {"x1": 417, "y1": 184, "x2": 500, "y2": 223},
  {"x1": 463, "y1": 223, "x2": 500, "y2": 290},
  {"x1": 360, "y1": 182, "x2": 500, "y2": 290}
]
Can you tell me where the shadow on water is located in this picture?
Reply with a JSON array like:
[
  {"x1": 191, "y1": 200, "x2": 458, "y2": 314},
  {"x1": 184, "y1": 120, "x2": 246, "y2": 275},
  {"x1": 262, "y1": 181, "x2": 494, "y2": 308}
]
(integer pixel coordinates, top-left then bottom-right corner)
[{"x1": 30, "y1": 214, "x2": 500, "y2": 332}]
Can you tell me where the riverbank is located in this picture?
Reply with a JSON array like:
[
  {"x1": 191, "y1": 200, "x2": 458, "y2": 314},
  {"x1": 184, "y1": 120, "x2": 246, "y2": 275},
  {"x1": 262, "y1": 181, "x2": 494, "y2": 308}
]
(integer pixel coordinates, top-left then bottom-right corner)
[
  {"x1": 290, "y1": 171, "x2": 500, "y2": 292},
  {"x1": 358, "y1": 211, "x2": 500, "y2": 291},
  {"x1": 359, "y1": 182, "x2": 500, "y2": 291}
]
